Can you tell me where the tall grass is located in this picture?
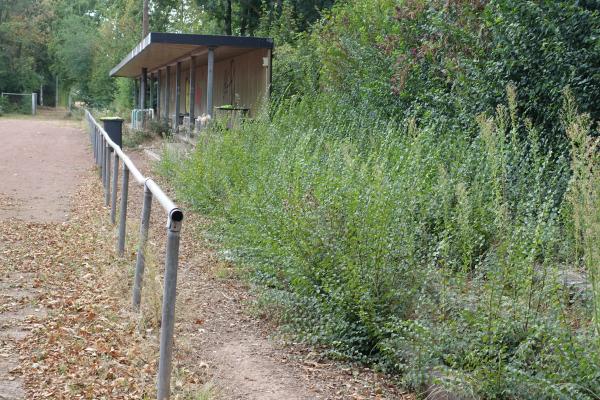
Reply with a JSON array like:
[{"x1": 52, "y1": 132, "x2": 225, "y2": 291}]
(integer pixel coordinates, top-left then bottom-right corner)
[{"x1": 160, "y1": 88, "x2": 600, "y2": 398}]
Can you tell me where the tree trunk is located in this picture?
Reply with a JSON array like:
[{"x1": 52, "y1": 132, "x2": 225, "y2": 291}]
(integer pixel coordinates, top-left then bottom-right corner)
[
  {"x1": 225, "y1": 0, "x2": 232, "y2": 35},
  {"x1": 240, "y1": 3, "x2": 247, "y2": 36},
  {"x1": 142, "y1": 0, "x2": 149, "y2": 38}
]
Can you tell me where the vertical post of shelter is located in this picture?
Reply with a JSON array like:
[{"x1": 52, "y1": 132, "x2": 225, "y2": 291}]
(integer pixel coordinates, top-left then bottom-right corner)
[
  {"x1": 141, "y1": 67, "x2": 147, "y2": 129},
  {"x1": 134, "y1": 80, "x2": 139, "y2": 109},
  {"x1": 157, "y1": 209, "x2": 183, "y2": 400},
  {"x1": 174, "y1": 61, "x2": 181, "y2": 133},
  {"x1": 165, "y1": 66, "x2": 171, "y2": 127},
  {"x1": 189, "y1": 56, "x2": 196, "y2": 132},
  {"x1": 266, "y1": 48, "x2": 272, "y2": 98},
  {"x1": 156, "y1": 70, "x2": 161, "y2": 122},
  {"x1": 133, "y1": 184, "x2": 153, "y2": 310},
  {"x1": 40, "y1": 84, "x2": 43, "y2": 106},
  {"x1": 149, "y1": 73, "x2": 154, "y2": 120},
  {"x1": 206, "y1": 47, "x2": 215, "y2": 118}
]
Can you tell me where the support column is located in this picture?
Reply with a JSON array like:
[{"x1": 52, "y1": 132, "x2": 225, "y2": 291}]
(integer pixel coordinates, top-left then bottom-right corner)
[
  {"x1": 133, "y1": 79, "x2": 139, "y2": 109},
  {"x1": 165, "y1": 66, "x2": 171, "y2": 125},
  {"x1": 140, "y1": 67, "x2": 147, "y2": 110},
  {"x1": 266, "y1": 48, "x2": 272, "y2": 99},
  {"x1": 206, "y1": 47, "x2": 215, "y2": 118},
  {"x1": 149, "y1": 73, "x2": 154, "y2": 119},
  {"x1": 189, "y1": 56, "x2": 196, "y2": 131},
  {"x1": 156, "y1": 70, "x2": 161, "y2": 122},
  {"x1": 174, "y1": 61, "x2": 181, "y2": 133}
]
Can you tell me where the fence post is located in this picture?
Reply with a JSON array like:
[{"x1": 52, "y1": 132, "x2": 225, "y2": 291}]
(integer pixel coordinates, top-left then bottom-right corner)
[
  {"x1": 93, "y1": 128, "x2": 97, "y2": 164},
  {"x1": 157, "y1": 209, "x2": 183, "y2": 400},
  {"x1": 94, "y1": 125, "x2": 100, "y2": 167},
  {"x1": 117, "y1": 163, "x2": 129, "y2": 256},
  {"x1": 105, "y1": 145, "x2": 111, "y2": 206},
  {"x1": 92, "y1": 125, "x2": 96, "y2": 163},
  {"x1": 102, "y1": 137, "x2": 107, "y2": 182},
  {"x1": 132, "y1": 184, "x2": 153, "y2": 310},
  {"x1": 111, "y1": 151, "x2": 119, "y2": 224}
]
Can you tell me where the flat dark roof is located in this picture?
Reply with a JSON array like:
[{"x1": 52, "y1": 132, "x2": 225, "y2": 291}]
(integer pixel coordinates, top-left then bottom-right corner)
[{"x1": 110, "y1": 32, "x2": 274, "y2": 78}]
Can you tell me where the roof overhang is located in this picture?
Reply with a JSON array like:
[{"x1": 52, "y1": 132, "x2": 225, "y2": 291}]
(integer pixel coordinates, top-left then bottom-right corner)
[{"x1": 110, "y1": 32, "x2": 274, "y2": 78}]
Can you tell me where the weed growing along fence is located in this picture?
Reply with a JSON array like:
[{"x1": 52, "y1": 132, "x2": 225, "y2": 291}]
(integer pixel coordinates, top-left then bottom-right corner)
[{"x1": 159, "y1": 88, "x2": 600, "y2": 399}]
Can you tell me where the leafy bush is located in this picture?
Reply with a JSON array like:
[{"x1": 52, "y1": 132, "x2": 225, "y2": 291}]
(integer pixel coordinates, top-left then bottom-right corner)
[
  {"x1": 157, "y1": 0, "x2": 600, "y2": 398},
  {"x1": 309, "y1": 0, "x2": 600, "y2": 148},
  {"x1": 161, "y1": 86, "x2": 600, "y2": 398}
]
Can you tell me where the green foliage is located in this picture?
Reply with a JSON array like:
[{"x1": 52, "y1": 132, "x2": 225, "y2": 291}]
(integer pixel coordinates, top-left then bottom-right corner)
[
  {"x1": 0, "y1": 94, "x2": 33, "y2": 114},
  {"x1": 121, "y1": 128, "x2": 151, "y2": 148},
  {"x1": 197, "y1": 0, "x2": 334, "y2": 36},
  {"x1": 161, "y1": 84, "x2": 600, "y2": 397},
  {"x1": 482, "y1": 1, "x2": 600, "y2": 142},
  {"x1": 0, "y1": 0, "x2": 51, "y2": 93},
  {"x1": 0, "y1": 96, "x2": 7, "y2": 116},
  {"x1": 49, "y1": 14, "x2": 97, "y2": 101},
  {"x1": 298, "y1": 0, "x2": 600, "y2": 149}
]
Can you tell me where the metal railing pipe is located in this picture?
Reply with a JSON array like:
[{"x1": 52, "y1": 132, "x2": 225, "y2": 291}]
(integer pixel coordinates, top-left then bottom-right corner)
[{"x1": 145, "y1": 179, "x2": 178, "y2": 215}]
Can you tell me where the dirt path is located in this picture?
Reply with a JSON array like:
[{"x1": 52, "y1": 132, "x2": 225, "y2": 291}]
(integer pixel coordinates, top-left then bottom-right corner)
[
  {"x1": 0, "y1": 118, "x2": 88, "y2": 221},
  {"x1": 0, "y1": 116, "x2": 89, "y2": 399}
]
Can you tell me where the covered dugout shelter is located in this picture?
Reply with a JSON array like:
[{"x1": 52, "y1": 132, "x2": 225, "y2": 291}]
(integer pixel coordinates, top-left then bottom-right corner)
[{"x1": 110, "y1": 32, "x2": 273, "y2": 132}]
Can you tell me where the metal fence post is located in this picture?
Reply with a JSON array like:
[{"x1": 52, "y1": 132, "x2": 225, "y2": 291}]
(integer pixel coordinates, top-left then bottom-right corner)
[
  {"x1": 101, "y1": 137, "x2": 106, "y2": 180},
  {"x1": 94, "y1": 129, "x2": 98, "y2": 164},
  {"x1": 111, "y1": 151, "x2": 119, "y2": 223},
  {"x1": 132, "y1": 184, "x2": 153, "y2": 310},
  {"x1": 95, "y1": 128, "x2": 99, "y2": 166},
  {"x1": 105, "y1": 145, "x2": 111, "y2": 206},
  {"x1": 157, "y1": 209, "x2": 184, "y2": 400},
  {"x1": 117, "y1": 163, "x2": 129, "y2": 256},
  {"x1": 94, "y1": 125, "x2": 100, "y2": 167}
]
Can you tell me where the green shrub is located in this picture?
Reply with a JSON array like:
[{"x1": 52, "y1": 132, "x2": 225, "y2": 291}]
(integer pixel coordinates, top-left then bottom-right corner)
[
  {"x1": 160, "y1": 86, "x2": 600, "y2": 398},
  {"x1": 155, "y1": 0, "x2": 600, "y2": 397}
]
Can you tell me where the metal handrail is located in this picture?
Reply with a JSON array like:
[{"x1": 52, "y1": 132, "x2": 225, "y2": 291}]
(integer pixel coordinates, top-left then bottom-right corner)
[{"x1": 85, "y1": 109, "x2": 182, "y2": 400}]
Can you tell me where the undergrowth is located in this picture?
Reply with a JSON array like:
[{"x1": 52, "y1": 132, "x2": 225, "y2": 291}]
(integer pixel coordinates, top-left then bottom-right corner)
[{"x1": 159, "y1": 87, "x2": 600, "y2": 398}]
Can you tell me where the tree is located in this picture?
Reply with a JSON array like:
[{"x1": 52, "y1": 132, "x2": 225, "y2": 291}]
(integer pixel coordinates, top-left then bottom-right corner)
[
  {"x1": 0, "y1": 0, "x2": 53, "y2": 93},
  {"x1": 143, "y1": 0, "x2": 149, "y2": 37}
]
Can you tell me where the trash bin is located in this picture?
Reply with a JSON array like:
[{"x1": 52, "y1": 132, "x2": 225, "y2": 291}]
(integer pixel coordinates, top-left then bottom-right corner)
[{"x1": 100, "y1": 117, "x2": 124, "y2": 148}]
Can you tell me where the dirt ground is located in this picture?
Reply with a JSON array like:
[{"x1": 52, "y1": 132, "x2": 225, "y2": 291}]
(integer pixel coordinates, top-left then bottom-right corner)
[
  {"x1": 0, "y1": 117, "x2": 89, "y2": 221},
  {"x1": 0, "y1": 115, "x2": 409, "y2": 399},
  {"x1": 0, "y1": 114, "x2": 90, "y2": 399}
]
